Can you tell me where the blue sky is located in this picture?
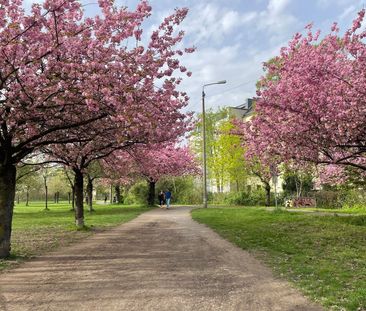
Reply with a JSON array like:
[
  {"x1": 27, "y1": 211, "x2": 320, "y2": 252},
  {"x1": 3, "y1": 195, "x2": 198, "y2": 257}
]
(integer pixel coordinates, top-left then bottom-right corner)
[{"x1": 25, "y1": 0, "x2": 366, "y2": 112}]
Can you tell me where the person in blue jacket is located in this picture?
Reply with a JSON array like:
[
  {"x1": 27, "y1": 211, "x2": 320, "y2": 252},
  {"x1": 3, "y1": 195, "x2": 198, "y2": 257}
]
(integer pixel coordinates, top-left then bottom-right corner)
[{"x1": 165, "y1": 189, "x2": 172, "y2": 209}]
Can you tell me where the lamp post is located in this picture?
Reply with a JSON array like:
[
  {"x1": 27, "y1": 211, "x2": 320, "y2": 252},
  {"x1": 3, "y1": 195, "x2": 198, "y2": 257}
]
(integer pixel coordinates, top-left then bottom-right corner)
[{"x1": 202, "y1": 80, "x2": 227, "y2": 208}]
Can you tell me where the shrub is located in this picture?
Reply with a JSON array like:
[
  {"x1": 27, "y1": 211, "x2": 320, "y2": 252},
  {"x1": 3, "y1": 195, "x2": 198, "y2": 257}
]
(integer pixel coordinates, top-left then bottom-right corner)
[
  {"x1": 157, "y1": 176, "x2": 202, "y2": 205},
  {"x1": 340, "y1": 188, "x2": 366, "y2": 209},
  {"x1": 311, "y1": 190, "x2": 340, "y2": 208},
  {"x1": 311, "y1": 188, "x2": 366, "y2": 209},
  {"x1": 124, "y1": 182, "x2": 148, "y2": 205},
  {"x1": 223, "y1": 189, "x2": 275, "y2": 206}
]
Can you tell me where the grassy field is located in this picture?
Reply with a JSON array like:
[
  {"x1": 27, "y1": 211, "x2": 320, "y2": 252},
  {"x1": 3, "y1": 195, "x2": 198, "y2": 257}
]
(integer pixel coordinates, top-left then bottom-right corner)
[
  {"x1": 192, "y1": 207, "x2": 366, "y2": 311},
  {"x1": 1, "y1": 201, "x2": 149, "y2": 270},
  {"x1": 289, "y1": 206, "x2": 366, "y2": 215}
]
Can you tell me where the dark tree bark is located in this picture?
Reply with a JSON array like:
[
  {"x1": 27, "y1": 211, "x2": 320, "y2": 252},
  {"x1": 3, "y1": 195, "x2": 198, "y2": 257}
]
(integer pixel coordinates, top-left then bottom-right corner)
[
  {"x1": 0, "y1": 164, "x2": 16, "y2": 258},
  {"x1": 87, "y1": 175, "x2": 94, "y2": 212},
  {"x1": 54, "y1": 193, "x2": 57, "y2": 203},
  {"x1": 74, "y1": 169, "x2": 84, "y2": 227},
  {"x1": 115, "y1": 184, "x2": 121, "y2": 204},
  {"x1": 44, "y1": 179, "x2": 48, "y2": 211},
  {"x1": 148, "y1": 181, "x2": 156, "y2": 206},
  {"x1": 68, "y1": 192, "x2": 71, "y2": 204},
  {"x1": 110, "y1": 184, "x2": 113, "y2": 204},
  {"x1": 264, "y1": 182, "x2": 271, "y2": 207},
  {"x1": 26, "y1": 187, "x2": 29, "y2": 206},
  {"x1": 252, "y1": 170, "x2": 272, "y2": 207}
]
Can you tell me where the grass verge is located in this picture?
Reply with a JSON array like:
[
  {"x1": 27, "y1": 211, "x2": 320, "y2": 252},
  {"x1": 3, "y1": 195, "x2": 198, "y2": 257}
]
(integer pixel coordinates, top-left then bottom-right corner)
[
  {"x1": 289, "y1": 207, "x2": 366, "y2": 215},
  {"x1": 191, "y1": 207, "x2": 366, "y2": 311},
  {"x1": 0, "y1": 202, "x2": 149, "y2": 270}
]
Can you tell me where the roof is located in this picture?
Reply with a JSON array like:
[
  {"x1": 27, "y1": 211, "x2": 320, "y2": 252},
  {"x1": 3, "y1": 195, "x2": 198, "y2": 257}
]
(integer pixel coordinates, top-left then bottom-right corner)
[{"x1": 229, "y1": 98, "x2": 254, "y2": 119}]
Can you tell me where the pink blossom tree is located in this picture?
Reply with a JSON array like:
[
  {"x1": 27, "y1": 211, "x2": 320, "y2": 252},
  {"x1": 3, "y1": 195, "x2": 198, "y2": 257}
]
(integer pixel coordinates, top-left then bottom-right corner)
[
  {"x1": 248, "y1": 10, "x2": 366, "y2": 176},
  {"x1": 39, "y1": 5, "x2": 193, "y2": 226},
  {"x1": 0, "y1": 0, "x2": 120, "y2": 257},
  {"x1": 0, "y1": 0, "x2": 192, "y2": 256}
]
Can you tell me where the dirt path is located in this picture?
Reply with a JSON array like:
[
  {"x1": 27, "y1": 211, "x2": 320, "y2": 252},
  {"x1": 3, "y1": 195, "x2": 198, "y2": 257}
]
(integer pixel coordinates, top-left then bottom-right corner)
[{"x1": 0, "y1": 206, "x2": 322, "y2": 311}]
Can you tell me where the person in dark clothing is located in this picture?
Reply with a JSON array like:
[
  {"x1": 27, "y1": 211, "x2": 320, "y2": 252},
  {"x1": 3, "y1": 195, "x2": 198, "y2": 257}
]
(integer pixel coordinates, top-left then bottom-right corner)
[{"x1": 158, "y1": 191, "x2": 165, "y2": 208}]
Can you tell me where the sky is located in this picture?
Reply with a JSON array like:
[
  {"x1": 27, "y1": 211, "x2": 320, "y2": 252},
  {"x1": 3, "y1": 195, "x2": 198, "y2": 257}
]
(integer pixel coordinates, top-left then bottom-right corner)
[{"x1": 25, "y1": 0, "x2": 366, "y2": 112}]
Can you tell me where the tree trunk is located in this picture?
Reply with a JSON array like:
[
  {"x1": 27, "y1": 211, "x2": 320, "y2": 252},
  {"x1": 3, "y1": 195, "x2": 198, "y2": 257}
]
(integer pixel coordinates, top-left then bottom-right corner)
[
  {"x1": 26, "y1": 187, "x2": 29, "y2": 206},
  {"x1": 74, "y1": 169, "x2": 84, "y2": 228},
  {"x1": 264, "y1": 183, "x2": 271, "y2": 207},
  {"x1": 54, "y1": 192, "x2": 57, "y2": 203},
  {"x1": 87, "y1": 176, "x2": 94, "y2": 212},
  {"x1": 45, "y1": 185, "x2": 48, "y2": 210},
  {"x1": 147, "y1": 181, "x2": 156, "y2": 206},
  {"x1": 110, "y1": 184, "x2": 113, "y2": 204},
  {"x1": 115, "y1": 184, "x2": 121, "y2": 204},
  {"x1": 56, "y1": 191, "x2": 59, "y2": 203},
  {"x1": 68, "y1": 192, "x2": 71, "y2": 204},
  {"x1": 0, "y1": 164, "x2": 16, "y2": 258},
  {"x1": 43, "y1": 174, "x2": 49, "y2": 210}
]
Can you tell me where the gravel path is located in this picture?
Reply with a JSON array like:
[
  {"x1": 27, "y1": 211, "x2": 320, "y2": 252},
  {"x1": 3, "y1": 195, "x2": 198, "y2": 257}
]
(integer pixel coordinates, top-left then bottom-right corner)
[{"x1": 0, "y1": 206, "x2": 322, "y2": 311}]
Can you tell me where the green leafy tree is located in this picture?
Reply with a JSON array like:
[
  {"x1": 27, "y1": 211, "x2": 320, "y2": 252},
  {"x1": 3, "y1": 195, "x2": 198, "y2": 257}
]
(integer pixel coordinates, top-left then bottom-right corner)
[
  {"x1": 191, "y1": 108, "x2": 232, "y2": 192},
  {"x1": 213, "y1": 120, "x2": 249, "y2": 191}
]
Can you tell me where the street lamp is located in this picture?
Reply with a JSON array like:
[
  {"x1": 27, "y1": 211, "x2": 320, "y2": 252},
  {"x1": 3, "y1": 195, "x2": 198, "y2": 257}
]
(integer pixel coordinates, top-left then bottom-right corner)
[{"x1": 202, "y1": 80, "x2": 227, "y2": 208}]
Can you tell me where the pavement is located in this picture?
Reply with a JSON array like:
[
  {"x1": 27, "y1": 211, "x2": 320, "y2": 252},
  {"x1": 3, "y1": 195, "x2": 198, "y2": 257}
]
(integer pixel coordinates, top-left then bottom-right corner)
[{"x1": 0, "y1": 206, "x2": 323, "y2": 311}]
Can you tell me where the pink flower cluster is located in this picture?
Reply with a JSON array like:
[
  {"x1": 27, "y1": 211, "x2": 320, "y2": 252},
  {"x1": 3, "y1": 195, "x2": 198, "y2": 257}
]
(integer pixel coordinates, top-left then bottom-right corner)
[{"x1": 102, "y1": 143, "x2": 200, "y2": 184}]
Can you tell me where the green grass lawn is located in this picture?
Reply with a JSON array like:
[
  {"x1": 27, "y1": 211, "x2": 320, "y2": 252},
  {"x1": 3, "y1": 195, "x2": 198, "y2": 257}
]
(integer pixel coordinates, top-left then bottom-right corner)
[
  {"x1": 192, "y1": 207, "x2": 366, "y2": 311},
  {"x1": 1, "y1": 201, "x2": 149, "y2": 270},
  {"x1": 290, "y1": 206, "x2": 366, "y2": 215}
]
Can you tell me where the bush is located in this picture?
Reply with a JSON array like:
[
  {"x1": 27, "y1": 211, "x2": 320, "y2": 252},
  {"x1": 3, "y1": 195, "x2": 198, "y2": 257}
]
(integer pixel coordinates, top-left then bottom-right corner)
[
  {"x1": 124, "y1": 182, "x2": 148, "y2": 205},
  {"x1": 157, "y1": 176, "x2": 202, "y2": 205},
  {"x1": 208, "y1": 192, "x2": 229, "y2": 204},
  {"x1": 311, "y1": 188, "x2": 366, "y2": 209},
  {"x1": 311, "y1": 190, "x2": 340, "y2": 208},
  {"x1": 124, "y1": 176, "x2": 202, "y2": 205},
  {"x1": 222, "y1": 189, "x2": 276, "y2": 206},
  {"x1": 340, "y1": 188, "x2": 366, "y2": 209}
]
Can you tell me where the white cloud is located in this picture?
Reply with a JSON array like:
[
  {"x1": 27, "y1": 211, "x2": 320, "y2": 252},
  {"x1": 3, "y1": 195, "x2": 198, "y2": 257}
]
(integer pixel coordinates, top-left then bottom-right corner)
[
  {"x1": 182, "y1": 3, "x2": 257, "y2": 45},
  {"x1": 255, "y1": 0, "x2": 300, "y2": 44},
  {"x1": 267, "y1": 0, "x2": 291, "y2": 14}
]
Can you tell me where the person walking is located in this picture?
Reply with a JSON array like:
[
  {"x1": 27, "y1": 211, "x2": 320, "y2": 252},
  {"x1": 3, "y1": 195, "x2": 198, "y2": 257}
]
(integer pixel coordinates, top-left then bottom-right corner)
[
  {"x1": 165, "y1": 189, "x2": 172, "y2": 209},
  {"x1": 158, "y1": 191, "x2": 165, "y2": 208}
]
